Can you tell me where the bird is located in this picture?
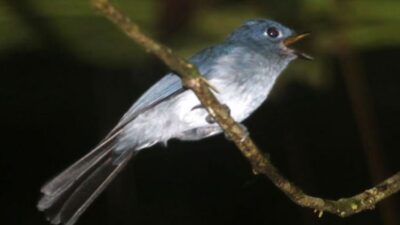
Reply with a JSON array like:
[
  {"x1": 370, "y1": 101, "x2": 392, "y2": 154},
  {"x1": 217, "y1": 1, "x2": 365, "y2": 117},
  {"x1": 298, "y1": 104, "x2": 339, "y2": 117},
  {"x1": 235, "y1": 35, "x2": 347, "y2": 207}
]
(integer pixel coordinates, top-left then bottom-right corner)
[{"x1": 37, "y1": 19, "x2": 311, "y2": 225}]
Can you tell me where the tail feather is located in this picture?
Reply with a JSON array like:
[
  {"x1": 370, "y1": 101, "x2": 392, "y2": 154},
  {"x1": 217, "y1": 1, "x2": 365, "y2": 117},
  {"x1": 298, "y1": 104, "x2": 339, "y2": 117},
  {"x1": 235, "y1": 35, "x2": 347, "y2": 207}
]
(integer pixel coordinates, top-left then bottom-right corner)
[
  {"x1": 60, "y1": 152, "x2": 133, "y2": 225},
  {"x1": 37, "y1": 146, "x2": 111, "y2": 211},
  {"x1": 37, "y1": 134, "x2": 134, "y2": 225},
  {"x1": 39, "y1": 132, "x2": 121, "y2": 200}
]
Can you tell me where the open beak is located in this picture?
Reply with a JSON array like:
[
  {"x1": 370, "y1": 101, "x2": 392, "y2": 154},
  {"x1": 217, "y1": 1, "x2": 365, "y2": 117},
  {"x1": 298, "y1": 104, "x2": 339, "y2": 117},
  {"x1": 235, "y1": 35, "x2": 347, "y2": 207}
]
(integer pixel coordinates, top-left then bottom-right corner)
[{"x1": 283, "y1": 32, "x2": 313, "y2": 60}]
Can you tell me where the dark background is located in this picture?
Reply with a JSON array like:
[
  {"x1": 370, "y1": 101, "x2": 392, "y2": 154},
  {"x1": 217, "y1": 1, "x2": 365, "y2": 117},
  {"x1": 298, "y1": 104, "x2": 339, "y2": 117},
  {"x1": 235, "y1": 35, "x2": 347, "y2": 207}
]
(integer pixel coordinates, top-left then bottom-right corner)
[{"x1": 1, "y1": 0, "x2": 400, "y2": 225}]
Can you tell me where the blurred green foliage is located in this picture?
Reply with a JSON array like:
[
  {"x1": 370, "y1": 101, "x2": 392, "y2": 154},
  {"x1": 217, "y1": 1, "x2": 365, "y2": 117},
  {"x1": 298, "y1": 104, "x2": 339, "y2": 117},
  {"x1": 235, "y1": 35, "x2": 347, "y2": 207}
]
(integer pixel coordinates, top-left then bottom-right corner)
[{"x1": 1, "y1": 0, "x2": 399, "y2": 89}]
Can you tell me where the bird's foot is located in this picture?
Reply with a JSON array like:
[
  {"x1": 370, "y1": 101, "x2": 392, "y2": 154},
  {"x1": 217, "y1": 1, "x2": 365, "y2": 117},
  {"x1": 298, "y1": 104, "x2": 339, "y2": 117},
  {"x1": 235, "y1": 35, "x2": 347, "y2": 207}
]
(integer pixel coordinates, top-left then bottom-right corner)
[
  {"x1": 192, "y1": 104, "x2": 231, "y2": 125},
  {"x1": 191, "y1": 104, "x2": 216, "y2": 124},
  {"x1": 199, "y1": 76, "x2": 219, "y2": 93},
  {"x1": 221, "y1": 104, "x2": 231, "y2": 114},
  {"x1": 224, "y1": 123, "x2": 249, "y2": 143},
  {"x1": 205, "y1": 114, "x2": 216, "y2": 124},
  {"x1": 205, "y1": 104, "x2": 230, "y2": 124}
]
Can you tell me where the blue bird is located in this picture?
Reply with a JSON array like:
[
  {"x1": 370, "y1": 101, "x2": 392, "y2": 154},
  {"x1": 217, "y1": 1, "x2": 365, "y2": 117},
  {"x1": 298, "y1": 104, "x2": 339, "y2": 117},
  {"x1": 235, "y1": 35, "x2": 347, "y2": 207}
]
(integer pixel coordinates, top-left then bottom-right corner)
[{"x1": 37, "y1": 19, "x2": 310, "y2": 225}]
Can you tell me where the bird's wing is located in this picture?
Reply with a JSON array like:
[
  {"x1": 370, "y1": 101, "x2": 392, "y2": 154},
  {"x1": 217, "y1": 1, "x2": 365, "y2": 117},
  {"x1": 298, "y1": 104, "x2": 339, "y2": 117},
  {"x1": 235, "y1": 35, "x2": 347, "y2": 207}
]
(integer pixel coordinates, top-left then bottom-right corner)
[
  {"x1": 105, "y1": 73, "x2": 184, "y2": 137},
  {"x1": 104, "y1": 46, "x2": 219, "y2": 138}
]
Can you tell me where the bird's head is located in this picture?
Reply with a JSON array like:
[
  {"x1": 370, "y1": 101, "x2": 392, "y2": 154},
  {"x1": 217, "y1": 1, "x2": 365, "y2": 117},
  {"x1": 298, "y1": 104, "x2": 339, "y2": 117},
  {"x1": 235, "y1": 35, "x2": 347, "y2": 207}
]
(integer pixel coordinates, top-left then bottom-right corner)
[{"x1": 226, "y1": 19, "x2": 312, "y2": 60}]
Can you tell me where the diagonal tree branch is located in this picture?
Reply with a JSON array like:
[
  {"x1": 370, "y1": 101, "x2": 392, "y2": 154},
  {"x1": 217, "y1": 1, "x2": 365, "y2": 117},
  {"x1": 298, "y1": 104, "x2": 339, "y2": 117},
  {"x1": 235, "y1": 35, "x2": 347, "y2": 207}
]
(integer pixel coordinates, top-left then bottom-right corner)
[{"x1": 91, "y1": 0, "x2": 400, "y2": 218}]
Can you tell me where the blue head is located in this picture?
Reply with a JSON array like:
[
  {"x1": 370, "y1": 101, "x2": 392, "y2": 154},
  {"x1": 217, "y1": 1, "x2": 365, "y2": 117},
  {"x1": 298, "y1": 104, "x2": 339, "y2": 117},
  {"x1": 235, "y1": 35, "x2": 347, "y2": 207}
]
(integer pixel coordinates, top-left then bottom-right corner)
[{"x1": 226, "y1": 19, "x2": 311, "y2": 60}]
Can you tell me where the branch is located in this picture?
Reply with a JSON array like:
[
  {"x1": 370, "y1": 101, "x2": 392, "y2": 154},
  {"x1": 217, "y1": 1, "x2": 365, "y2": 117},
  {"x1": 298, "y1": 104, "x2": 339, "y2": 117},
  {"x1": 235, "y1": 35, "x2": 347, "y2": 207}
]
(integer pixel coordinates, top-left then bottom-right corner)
[{"x1": 91, "y1": 0, "x2": 400, "y2": 218}]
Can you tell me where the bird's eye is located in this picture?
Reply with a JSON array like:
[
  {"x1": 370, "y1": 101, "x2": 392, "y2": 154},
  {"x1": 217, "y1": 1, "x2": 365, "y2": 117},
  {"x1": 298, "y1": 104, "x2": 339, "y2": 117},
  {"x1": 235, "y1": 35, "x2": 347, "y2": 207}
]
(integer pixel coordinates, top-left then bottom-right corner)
[{"x1": 265, "y1": 27, "x2": 280, "y2": 38}]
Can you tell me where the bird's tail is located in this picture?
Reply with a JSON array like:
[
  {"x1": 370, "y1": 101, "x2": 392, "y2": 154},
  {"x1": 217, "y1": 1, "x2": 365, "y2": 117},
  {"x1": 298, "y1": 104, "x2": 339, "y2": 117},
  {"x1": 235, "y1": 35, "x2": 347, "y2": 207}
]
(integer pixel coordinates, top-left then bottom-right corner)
[{"x1": 37, "y1": 134, "x2": 134, "y2": 225}]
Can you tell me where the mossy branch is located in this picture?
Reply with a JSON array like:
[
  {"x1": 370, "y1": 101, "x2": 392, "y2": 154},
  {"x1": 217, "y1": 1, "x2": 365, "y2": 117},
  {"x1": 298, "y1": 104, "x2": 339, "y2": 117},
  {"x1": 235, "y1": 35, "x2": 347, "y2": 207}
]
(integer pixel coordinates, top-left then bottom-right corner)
[{"x1": 91, "y1": 0, "x2": 400, "y2": 218}]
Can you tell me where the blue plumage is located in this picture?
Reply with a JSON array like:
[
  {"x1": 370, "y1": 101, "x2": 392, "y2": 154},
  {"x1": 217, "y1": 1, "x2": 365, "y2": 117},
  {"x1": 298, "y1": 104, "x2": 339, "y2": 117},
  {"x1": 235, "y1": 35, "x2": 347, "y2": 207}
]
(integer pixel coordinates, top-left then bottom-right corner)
[{"x1": 38, "y1": 19, "x2": 309, "y2": 225}]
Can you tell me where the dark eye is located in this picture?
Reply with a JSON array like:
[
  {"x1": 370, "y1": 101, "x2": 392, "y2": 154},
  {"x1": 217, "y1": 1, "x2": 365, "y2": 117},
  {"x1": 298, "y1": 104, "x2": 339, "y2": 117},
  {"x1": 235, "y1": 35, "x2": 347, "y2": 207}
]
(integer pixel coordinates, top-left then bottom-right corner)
[{"x1": 266, "y1": 27, "x2": 280, "y2": 38}]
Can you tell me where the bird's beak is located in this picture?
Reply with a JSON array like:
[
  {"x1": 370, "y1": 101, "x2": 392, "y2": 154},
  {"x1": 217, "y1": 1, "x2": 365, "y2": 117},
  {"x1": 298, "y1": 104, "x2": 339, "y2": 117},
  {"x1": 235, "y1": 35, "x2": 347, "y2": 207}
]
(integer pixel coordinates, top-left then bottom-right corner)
[{"x1": 283, "y1": 32, "x2": 313, "y2": 60}]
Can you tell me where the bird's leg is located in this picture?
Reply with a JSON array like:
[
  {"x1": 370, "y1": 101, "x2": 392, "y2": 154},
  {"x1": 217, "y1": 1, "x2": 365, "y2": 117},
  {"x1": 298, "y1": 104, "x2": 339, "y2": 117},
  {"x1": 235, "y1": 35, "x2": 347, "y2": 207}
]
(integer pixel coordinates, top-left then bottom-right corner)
[
  {"x1": 191, "y1": 104, "x2": 231, "y2": 125},
  {"x1": 191, "y1": 104, "x2": 247, "y2": 142}
]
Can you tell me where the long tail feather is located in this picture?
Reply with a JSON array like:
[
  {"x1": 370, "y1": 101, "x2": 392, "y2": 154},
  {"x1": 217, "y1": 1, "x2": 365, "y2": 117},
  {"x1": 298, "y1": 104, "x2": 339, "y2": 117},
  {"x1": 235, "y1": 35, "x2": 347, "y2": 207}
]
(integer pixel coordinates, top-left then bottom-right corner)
[
  {"x1": 37, "y1": 135, "x2": 134, "y2": 225},
  {"x1": 61, "y1": 152, "x2": 132, "y2": 225},
  {"x1": 39, "y1": 132, "x2": 122, "y2": 201}
]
